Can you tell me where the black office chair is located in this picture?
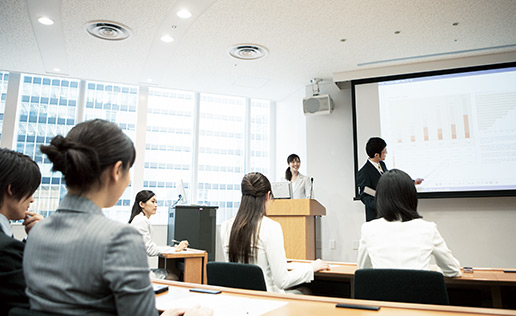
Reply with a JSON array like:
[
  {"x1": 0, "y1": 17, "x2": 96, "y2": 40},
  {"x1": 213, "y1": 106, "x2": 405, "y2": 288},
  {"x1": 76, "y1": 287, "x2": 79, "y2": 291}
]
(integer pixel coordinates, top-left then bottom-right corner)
[
  {"x1": 353, "y1": 268, "x2": 449, "y2": 305},
  {"x1": 206, "y1": 261, "x2": 267, "y2": 291},
  {"x1": 8, "y1": 307, "x2": 57, "y2": 316}
]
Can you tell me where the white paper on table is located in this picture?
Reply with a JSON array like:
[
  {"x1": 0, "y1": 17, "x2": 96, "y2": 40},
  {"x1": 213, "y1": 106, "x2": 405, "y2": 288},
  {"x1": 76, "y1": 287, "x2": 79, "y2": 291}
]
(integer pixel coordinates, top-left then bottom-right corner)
[
  {"x1": 161, "y1": 248, "x2": 203, "y2": 255},
  {"x1": 155, "y1": 287, "x2": 288, "y2": 316}
]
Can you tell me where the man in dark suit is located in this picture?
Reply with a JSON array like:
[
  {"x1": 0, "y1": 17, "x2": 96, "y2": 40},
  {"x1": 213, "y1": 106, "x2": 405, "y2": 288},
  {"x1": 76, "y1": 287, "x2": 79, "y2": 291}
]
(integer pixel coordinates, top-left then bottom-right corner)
[
  {"x1": 357, "y1": 137, "x2": 388, "y2": 222},
  {"x1": 0, "y1": 148, "x2": 42, "y2": 315},
  {"x1": 0, "y1": 228, "x2": 30, "y2": 315}
]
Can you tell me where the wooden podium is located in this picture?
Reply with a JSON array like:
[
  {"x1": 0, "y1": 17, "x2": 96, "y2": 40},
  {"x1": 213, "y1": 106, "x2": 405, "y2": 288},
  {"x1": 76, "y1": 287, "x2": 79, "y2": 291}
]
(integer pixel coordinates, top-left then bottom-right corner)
[{"x1": 266, "y1": 199, "x2": 326, "y2": 260}]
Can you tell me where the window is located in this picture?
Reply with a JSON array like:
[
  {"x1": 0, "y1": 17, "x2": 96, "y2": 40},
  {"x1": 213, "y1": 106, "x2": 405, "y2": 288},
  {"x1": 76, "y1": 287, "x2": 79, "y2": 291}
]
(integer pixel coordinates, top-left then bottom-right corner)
[
  {"x1": 144, "y1": 88, "x2": 195, "y2": 223},
  {"x1": 197, "y1": 93, "x2": 246, "y2": 223},
  {"x1": 0, "y1": 71, "x2": 8, "y2": 142},
  {"x1": 249, "y1": 99, "x2": 272, "y2": 177},
  {"x1": 2, "y1": 71, "x2": 275, "y2": 224},
  {"x1": 16, "y1": 74, "x2": 80, "y2": 217},
  {"x1": 84, "y1": 81, "x2": 139, "y2": 222}
]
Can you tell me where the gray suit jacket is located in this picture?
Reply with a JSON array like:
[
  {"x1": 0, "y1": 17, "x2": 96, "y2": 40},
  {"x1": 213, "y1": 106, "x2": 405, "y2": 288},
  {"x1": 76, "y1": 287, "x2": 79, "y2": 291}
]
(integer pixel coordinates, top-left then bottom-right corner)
[{"x1": 23, "y1": 194, "x2": 158, "y2": 316}]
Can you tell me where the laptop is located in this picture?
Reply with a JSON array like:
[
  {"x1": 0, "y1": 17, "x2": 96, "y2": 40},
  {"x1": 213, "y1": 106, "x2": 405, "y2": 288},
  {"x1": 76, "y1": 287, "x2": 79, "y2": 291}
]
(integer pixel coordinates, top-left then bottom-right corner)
[{"x1": 271, "y1": 181, "x2": 292, "y2": 199}]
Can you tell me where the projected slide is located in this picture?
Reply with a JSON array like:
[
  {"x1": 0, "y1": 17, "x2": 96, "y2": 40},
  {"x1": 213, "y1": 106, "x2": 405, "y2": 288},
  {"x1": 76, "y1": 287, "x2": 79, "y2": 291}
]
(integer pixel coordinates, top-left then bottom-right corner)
[{"x1": 376, "y1": 67, "x2": 516, "y2": 193}]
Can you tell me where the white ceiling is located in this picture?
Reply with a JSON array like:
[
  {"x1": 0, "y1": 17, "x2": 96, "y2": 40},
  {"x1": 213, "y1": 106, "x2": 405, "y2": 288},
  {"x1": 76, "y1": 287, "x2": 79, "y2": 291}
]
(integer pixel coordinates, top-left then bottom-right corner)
[{"x1": 1, "y1": 0, "x2": 516, "y2": 101}]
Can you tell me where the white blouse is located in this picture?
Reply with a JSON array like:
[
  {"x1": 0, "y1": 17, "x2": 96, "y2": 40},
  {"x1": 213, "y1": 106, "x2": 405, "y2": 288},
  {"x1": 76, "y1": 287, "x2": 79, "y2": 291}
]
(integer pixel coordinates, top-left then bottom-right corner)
[
  {"x1": 130, "y1": 213, "x2": 174, "y2": 257},
  {"x1": 221, "y1": 216, "x2": 314, "y2": 293},
  {"x1": 357, "y1": 218, "x2": 462, "y2": 277}
]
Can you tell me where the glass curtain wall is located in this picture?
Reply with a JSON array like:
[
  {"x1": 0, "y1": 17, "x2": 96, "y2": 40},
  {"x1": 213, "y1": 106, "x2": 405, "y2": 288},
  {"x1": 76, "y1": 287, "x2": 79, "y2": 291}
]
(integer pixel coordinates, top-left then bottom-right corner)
[
  {"x1": 249, "y1": 99, "x2": 271, "y2": 178},
  {"x1": 197, "y1": 93, "x2": 246, "y2": 223},
  {"x1": 143, "y1": 88, "x2": 195, "y2": 223},
  {"x1": 0, "y1": 71, "x2": 9, "y2": 141},
  {"x1": 1, "y1": 70, "x2": 273, "y2": 224},
  {"x1": 16, "y1": 74, "x2": 80, "y2": 217},
  {"x1": 83, "y1": 81, "x2": 138, "y2": 222}
]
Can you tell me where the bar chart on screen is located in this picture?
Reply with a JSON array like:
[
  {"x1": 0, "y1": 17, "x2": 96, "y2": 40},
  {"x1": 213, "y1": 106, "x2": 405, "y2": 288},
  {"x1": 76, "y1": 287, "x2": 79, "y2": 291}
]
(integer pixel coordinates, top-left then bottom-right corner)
[{"x1": 377, "y1": 69, "x2": 516, "y2": 193}]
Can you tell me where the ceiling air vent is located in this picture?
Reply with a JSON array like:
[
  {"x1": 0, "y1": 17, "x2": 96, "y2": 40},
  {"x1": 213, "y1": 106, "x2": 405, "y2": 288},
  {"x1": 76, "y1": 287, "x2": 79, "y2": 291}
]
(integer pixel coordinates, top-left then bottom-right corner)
[
  {"x1": 228, "y1": 44, "x2": 268, "y2": 60},
  {"x1": 85, "y1": 20, "x2": 132, "y2": 41}
]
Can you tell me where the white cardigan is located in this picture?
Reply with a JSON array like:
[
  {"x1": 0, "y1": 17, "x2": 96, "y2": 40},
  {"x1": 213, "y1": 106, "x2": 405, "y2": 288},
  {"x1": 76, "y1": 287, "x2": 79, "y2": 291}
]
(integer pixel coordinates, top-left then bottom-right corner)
[
  {"x1": 357, "y1": 218, "x2": 462, "y2": 277},
  {"x1": 130, "y1": 213, "x2": 174, "y2": 257},
  {"x1": 221, "y1": 216, "x2": 314, "y2": 293}
]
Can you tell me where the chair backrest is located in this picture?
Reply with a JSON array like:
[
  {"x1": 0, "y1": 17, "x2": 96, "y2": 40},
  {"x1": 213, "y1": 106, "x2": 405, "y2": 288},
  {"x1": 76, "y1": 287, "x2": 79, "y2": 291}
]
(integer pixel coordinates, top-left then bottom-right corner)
[
  {"x1": 206, "y1": 262, "x2": 267, "y2": 291},
  {"x1": 353, "y1": 268, "x2": 449, "y2": 305},
  {"x1": 8, "y1": 307, "x2": 57, "y2": 316}
]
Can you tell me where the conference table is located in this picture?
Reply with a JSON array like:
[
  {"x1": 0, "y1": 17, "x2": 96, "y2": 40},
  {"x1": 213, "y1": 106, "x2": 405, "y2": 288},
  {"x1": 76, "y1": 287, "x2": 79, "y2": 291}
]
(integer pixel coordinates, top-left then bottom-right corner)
[
  {"x1": 153, "y1": 279, "x2": 516, "y2": 315},
  {"x1": 289, "y1": 259, "x2": 516, "y2": 309},
  {"x1": 158, "y1": 248, "x2": 208, "y2": 284}
]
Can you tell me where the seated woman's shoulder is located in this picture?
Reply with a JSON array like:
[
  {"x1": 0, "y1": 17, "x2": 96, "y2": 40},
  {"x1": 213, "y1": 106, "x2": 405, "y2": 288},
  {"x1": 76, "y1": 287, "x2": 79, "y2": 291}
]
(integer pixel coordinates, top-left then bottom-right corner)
[{"x1": 262, "y1": 216, "x2": 281, "y2": 229}]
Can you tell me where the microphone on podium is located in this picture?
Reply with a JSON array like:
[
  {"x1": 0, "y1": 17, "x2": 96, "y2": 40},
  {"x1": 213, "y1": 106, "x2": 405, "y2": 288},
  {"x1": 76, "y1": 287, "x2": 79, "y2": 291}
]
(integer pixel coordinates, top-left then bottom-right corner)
[{"x1": 309, "y1": 177, "x2": 314, "y2": 199}]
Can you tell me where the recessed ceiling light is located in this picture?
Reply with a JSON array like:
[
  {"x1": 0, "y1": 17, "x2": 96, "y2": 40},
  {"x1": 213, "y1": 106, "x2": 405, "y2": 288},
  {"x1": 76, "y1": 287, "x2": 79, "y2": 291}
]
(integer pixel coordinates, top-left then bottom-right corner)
[
  {"x1": 160, "y1": 35, "x2": 175, "y2": 43},
  {"x1": 38, "y1": 17, "x2": 54, "y2": 25},
  {"x1": 147, "y1": 78, "x2": 153, "y2": 83},
  {"x1": 177, "y1": 9, "x2": 192, "y2": 19},
  {"x1": 53, "y1": 68, "x2": 61, "y2": 72}
]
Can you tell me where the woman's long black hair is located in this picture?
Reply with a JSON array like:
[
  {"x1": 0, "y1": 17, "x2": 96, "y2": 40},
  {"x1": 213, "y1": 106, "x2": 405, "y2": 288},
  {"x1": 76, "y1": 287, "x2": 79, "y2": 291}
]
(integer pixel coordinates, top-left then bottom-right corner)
[
  {"x1": 129, "y1": 190, "x2": 155, "y2": 223},
  {"x1": 228, "y1": 172, "x2": 271, "y2": 263},
  {"x1": 285, "y1": 154, "x2": 300, "y2": 181}
]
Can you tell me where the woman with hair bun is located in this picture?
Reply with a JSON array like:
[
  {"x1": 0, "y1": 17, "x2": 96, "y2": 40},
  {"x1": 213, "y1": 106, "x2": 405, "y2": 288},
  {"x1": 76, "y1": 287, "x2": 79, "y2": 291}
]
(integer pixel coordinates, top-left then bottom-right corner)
[
  {"x1": 221, "y1": 172, "x2": 328, "y2": 293},
  {"x1": 23, "y1": 119, "x2": 208, "y2": 316}
]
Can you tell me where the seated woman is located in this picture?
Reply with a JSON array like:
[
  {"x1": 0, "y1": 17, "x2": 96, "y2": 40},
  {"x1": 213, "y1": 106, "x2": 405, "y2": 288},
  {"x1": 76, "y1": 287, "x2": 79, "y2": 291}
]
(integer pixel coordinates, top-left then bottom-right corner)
[
  {"x1": 129, "y1": 190, "x2": 188, "y2": 256},
  {"x1": 23, "y1": 119, "x2": 209, "y2": 316},
  {"x1": 221, "y1": 172, "x2": 328, "y2": 293},
  {"x1": 357, "y1": 169, "x2": 462, "y2": 277}
]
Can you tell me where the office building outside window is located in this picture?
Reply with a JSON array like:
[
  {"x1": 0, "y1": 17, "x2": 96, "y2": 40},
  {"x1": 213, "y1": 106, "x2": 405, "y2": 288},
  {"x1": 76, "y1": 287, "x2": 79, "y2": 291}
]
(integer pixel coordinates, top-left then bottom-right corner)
[
  {"x1": 16, "y1": 74, "x2": 80, "y2": 217},
  {"x1": 198, "y1": 93, "x2": 245, "y2": 223},
  {"x1": 249, "y1": 99, "x2": 271, "y2": 178},
  {"x1": 3, "y1": 72, "x2": 275, "y2": 224},
  {"x1": 0, "y1": 71, "x2": 8, "y2": 142},
  {"x1": 144, "y1": 88, "x2": 195, "y2": 224},
  {"x1": 84, "y1": 81, "x2": 138, "y2": 222}
]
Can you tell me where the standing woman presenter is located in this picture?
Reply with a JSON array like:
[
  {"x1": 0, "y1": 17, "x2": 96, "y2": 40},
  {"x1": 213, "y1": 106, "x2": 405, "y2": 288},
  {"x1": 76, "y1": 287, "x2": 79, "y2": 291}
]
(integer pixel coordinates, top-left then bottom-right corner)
[
  {"x1": 24, "y1": 119, "x2": 209, "y2": 316},
  {"x1": 285, "y1": 154, "x2": 312, "y2": 199}
]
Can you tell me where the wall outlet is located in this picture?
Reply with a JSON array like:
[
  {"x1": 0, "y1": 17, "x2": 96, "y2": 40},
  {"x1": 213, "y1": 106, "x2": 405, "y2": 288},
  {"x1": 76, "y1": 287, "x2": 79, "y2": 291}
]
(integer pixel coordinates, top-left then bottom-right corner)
[
  {"x1": 329, "y1": 240, "x2": 336, "y2": 250},
  {"x1": 352, "y1": 240, "x2": 359, "y2": 250}
]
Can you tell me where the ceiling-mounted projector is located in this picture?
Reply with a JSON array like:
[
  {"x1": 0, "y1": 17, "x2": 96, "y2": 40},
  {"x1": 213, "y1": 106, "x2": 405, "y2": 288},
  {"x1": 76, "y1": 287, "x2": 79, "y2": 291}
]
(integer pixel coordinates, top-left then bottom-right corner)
[{"x1": 303, "y1": 94, "x2": 334, "y2": 116}]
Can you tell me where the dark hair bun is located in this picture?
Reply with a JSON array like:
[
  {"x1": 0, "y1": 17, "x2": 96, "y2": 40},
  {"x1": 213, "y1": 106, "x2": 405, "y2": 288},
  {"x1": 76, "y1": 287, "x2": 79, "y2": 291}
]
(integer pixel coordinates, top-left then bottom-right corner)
[
  {"x1": 41, "y1": 120, "x2": 135, "y2": 192},
  {"x1": 41, "y1": 135, "x2": 101, "y2": 188}
]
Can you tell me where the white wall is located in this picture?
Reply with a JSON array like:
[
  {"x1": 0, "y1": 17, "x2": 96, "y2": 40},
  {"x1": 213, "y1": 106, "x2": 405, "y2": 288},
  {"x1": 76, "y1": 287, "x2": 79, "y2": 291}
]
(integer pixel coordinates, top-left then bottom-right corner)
[
  {"x1": 275, "y1": 87, "x2": 308, "y2": 179},
  {"x1": 303, "y1": 53, "x2": 516, "y2": 268}
]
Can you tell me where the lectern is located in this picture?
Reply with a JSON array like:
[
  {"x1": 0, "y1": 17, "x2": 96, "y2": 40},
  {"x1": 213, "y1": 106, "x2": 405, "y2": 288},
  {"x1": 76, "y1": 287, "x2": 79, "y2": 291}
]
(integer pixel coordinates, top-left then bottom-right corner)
[{"x1": 266, "y1": 199, "x2": 326, "y2": 260}]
